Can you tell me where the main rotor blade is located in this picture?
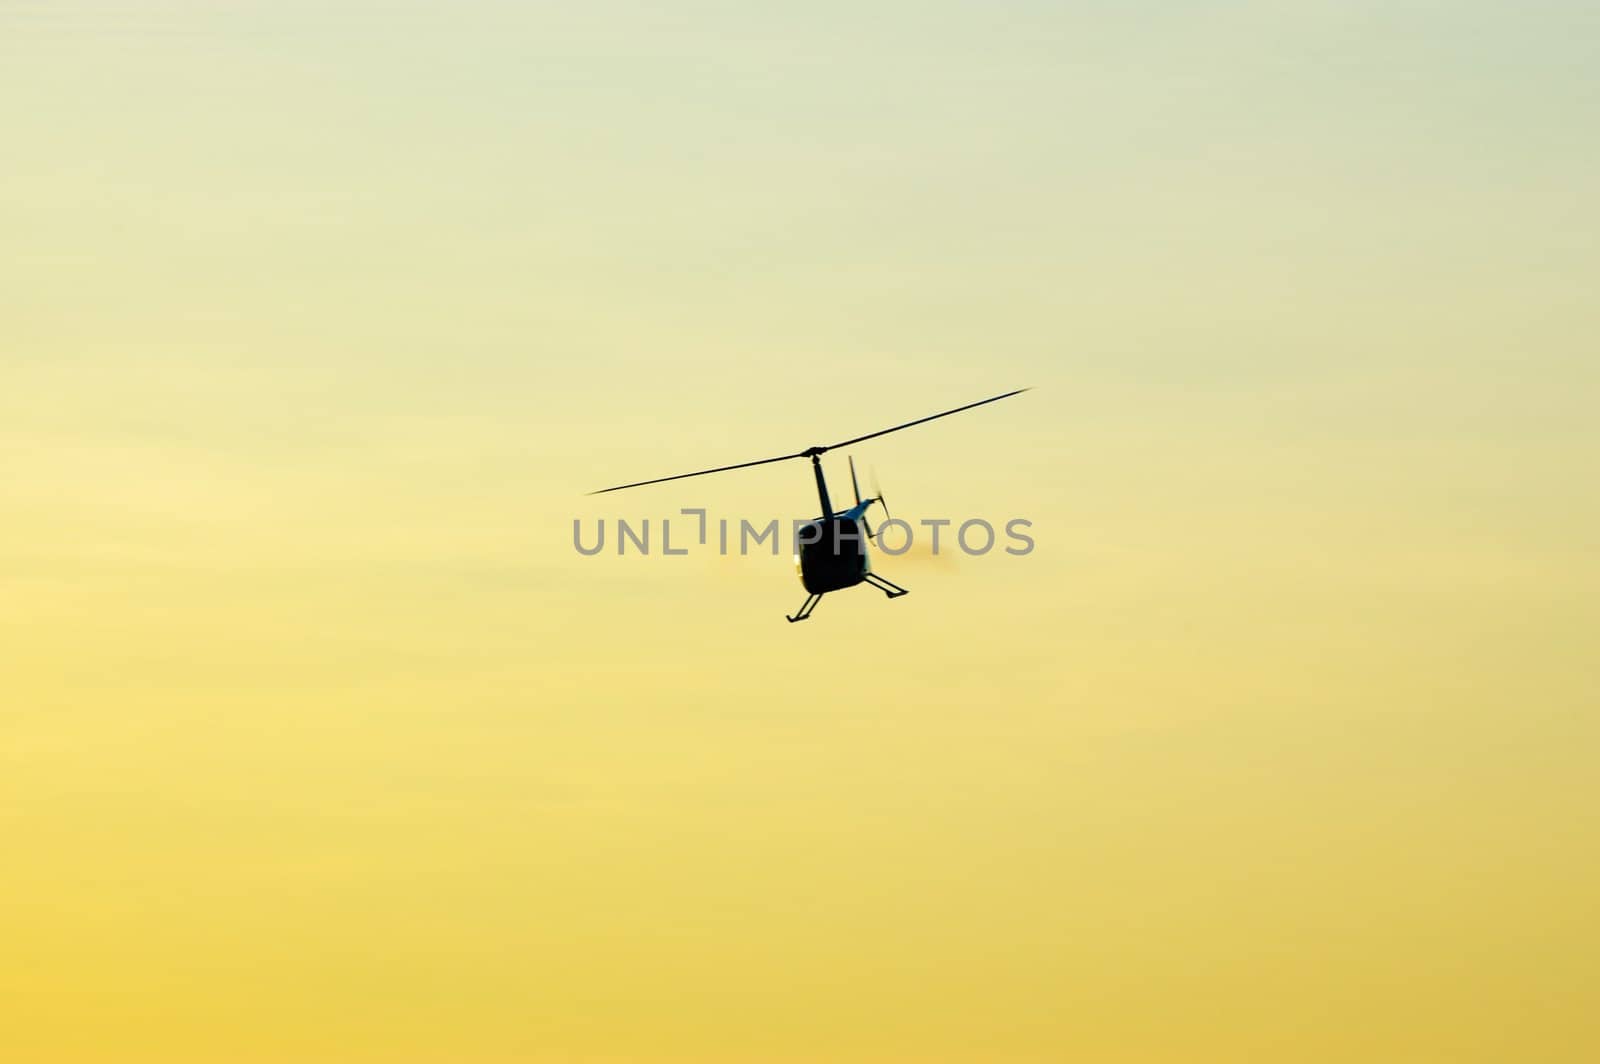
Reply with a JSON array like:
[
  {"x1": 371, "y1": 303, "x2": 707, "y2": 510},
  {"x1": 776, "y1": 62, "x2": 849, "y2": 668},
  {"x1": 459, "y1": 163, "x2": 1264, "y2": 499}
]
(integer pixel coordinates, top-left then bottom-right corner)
[
  {"x1": 849, "y1": 455, "x2": 862, "y2": 506},
  {"x1": 825, "y1": 387, "x2": 1030, "y2": 451},
  {"x1": 588, "y1": 450, "x2": 805, "y2": 495},
  {"x1": 590, "y1": 387, "x2": 1029, "y2": 495}
]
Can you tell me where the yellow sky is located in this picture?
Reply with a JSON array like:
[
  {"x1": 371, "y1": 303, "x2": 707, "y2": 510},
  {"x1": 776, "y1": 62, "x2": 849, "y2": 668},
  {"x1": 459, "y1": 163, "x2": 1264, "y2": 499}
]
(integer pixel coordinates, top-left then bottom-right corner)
[{"x1": 3, "y1": 2, "x2": 1598, "y2": 1062}]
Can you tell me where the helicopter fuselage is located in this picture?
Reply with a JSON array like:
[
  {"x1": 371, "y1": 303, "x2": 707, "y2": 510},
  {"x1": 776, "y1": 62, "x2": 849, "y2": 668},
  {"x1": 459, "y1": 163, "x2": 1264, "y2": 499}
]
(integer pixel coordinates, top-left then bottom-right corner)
[{"x1": 795, "y1": 514, "x2": 872, "y2": 594}]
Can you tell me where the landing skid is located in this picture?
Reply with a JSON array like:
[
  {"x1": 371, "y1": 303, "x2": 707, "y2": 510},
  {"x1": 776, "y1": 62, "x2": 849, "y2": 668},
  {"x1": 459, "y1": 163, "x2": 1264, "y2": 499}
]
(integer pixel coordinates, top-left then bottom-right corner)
[
  {"x1": 786, "y1": 592, "x2": 822, "y2": 623},
  {"x1": 864, "y1": 573, "x2": 909, "y2": 599},
  {"x1": 786, "y1": 577, "x2": 909, "y2": 622}
]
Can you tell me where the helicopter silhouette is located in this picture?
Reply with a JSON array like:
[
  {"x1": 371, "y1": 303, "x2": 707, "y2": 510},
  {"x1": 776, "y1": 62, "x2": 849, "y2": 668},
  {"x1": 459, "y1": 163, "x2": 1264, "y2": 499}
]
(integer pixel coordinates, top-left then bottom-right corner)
[{"x1": 591, "y1": 388, "x2": 1028, "y2": 622}]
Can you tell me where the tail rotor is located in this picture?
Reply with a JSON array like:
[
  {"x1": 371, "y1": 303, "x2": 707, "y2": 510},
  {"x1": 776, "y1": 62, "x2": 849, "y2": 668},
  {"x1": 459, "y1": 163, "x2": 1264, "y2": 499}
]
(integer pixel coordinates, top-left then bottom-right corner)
[
  {"x1": 848, "y1": 455, "x2": 894, "y2": 542},
  {"x1": 849, "y1": 455, "x2": 875, "y2": 540}
]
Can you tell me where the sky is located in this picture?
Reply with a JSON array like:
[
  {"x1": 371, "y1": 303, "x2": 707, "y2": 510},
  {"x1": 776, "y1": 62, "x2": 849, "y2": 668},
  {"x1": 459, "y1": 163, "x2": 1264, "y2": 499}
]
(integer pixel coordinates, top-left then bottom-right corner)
[{"x1": 3, "y1": 2, "x2": 1598, "y2": 1061}]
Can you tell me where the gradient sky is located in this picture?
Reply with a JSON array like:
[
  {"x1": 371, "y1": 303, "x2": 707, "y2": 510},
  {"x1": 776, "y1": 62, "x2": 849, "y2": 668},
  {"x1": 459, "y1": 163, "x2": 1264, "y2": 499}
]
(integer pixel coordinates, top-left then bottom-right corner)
[{"x1": 3, "y1": 2, "x2": 1598, "y2": 1062}]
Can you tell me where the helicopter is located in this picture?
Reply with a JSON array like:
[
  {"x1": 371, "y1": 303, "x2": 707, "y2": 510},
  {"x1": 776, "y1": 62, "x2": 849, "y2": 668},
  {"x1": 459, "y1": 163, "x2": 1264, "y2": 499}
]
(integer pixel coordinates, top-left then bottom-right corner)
[{"x1": 590, "y1": 387, "x2": 1029, "y2": 622}]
